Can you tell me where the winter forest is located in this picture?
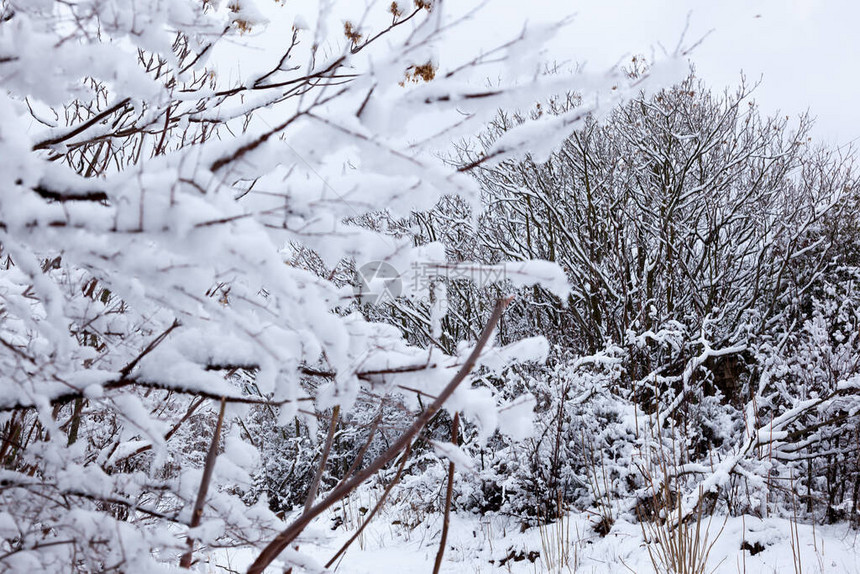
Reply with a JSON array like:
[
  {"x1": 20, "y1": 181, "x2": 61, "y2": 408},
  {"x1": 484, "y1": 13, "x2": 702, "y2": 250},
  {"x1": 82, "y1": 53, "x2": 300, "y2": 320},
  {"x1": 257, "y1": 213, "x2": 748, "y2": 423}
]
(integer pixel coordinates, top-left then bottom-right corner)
[{"x1": 1, "y1": 1, "x2": 859, "y2": 572}]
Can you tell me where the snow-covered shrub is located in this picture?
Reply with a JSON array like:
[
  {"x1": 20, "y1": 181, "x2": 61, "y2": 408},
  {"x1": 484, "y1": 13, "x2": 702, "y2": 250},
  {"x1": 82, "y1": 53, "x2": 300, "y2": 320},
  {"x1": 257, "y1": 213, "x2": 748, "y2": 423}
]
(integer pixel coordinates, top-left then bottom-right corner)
[
  {"x1": 746, "y1": 269, "x2": 860, "y2": 524},
  {"x1": 381, "y1": 72, "x2": 860, "y2": 535}
]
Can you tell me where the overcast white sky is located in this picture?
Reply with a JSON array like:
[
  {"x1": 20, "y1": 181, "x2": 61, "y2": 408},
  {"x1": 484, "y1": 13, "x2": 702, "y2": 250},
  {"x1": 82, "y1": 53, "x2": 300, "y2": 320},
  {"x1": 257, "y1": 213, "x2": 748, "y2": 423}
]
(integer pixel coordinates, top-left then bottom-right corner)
[
  {"x1": 462, "y1": 0, "x2": 860, "y2": 147},
  {"x1": 244, "y1": 0, "x2": 859, "y2": 148}
]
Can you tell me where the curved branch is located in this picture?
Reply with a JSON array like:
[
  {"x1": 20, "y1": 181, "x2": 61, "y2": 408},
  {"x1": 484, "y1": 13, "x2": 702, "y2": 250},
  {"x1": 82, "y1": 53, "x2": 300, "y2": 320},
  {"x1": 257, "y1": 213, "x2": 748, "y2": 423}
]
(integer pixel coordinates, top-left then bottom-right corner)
[{"x1": 246, "y1": 296, "x2": 512, "y2": 574}]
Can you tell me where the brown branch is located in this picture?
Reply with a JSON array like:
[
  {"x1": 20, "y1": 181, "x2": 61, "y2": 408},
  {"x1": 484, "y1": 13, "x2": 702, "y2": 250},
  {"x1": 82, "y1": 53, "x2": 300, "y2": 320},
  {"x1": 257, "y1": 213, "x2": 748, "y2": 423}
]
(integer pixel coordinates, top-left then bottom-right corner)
[
  {"x1": 120, "y1": 319, "x2": 181, "y2": 377},
  {"x1": 32, "y1": 98, "x2": 131, "y2": 151},
  {"x1": 336, "y1": 410, "x2": 383, "y2": 485},
  {"x1": 0, "y1": 373, "x2": 314, "y2": 413},
  {"x1": 179, "y1": 40, "x2": 216, "y2": 75},
  {"x1": 303, "y1": 406, "x2": 340, "y2": 514},
  {"x1": 423, "y1": 90, "x2": 502, "y2": 105},
  {"x1": 0, "y1": 334, "x2": 36, "y2": 364},
  {"x1": 108, "y1": 395, "x2": 206, "y2": 468},
  {"x1": 457, "y1": 149, "x2": 506, "y2": 173},
  {"x1": 207, "y1": 359, "x2": 447, "y2": 381},
  {"x1": 349, "y1": 7, "x2": 424, "y2": 55},
  {"x1": 433, "y1": 411, "x2": 459, "y2": 574},
  {"x1": 31, "y1": 184, "x2": 109, "y2": 203},
  {"x1": 180, "y1": 397, "x2": 226, "y2": 568},
  {"x1": 211, "y1": 114, "x2": 302, "y2": 172},
  {"x1": 210, "y1": 56, "x2": 347, "y2": 97},
  {"x1": 253, "y1": 28, "x2": 301, "y2": 87},
  {"x1": 246, "y1": 297, "x2": 512, "y2": 574},
  {"x1": 325, "y1": 442, "x2": 413, "y2": 569},
  {"x1": 153, "y1": 104, "x2": 172, "y2": 157},
  {"x1": 6, "y1": 479, "x2": 180, "y2": 523}
]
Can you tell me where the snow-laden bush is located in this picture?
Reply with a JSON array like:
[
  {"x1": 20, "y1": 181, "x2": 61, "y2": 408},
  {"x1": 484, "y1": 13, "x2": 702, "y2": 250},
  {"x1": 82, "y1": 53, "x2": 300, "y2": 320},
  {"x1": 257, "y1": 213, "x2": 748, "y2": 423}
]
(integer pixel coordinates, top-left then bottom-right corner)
[{"x1": 372, "y1": 74, "x2": 860, "y2": 534}]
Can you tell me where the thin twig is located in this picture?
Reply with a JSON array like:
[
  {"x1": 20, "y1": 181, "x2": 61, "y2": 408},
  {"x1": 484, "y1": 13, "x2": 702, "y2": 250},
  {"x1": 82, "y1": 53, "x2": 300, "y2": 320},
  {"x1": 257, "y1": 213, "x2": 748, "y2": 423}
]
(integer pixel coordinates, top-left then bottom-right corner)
[
  {"x1": 120, "y1": 319, "x2": 181, "y2": 377},
  {"x1": 303, "y1": 405, "x2": 340, "y2": 514},
  {"x1": 246, "y1": 297, "x2": 512, "y2": 574},
  {"x1": 433, "y1": 411, "x2": 459, "y2": 574},
  {"x1": 180, "y1": 397, "x2": 227, "y2": 568},
  {"x1": 325, "y1": 442, "x2": 413, "y2": 568}
]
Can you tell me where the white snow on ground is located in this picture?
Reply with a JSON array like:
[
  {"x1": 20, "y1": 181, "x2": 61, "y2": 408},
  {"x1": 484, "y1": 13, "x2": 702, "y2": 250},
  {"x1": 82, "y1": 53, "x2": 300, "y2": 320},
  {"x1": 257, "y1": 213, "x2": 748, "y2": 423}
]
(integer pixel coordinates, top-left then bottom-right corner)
[{"x1": 206, "y1": 506, "x2": 860, "y2": 573}]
